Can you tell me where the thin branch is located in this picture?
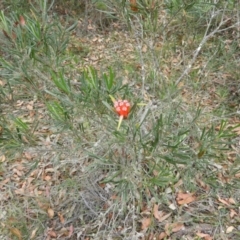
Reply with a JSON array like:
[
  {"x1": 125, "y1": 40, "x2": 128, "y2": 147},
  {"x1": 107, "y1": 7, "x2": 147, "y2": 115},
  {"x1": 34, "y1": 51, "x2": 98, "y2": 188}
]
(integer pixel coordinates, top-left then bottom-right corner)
[{"x1": 175, "y1": 8, "x2": 238, "y2": 86}]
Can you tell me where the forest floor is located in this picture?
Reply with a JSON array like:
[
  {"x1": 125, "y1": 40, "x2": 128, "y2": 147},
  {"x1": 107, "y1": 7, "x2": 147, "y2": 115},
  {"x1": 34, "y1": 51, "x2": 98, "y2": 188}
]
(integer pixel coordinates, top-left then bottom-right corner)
[{"x1": 0, "y1": 1, "x2": 240, "y2": 240}]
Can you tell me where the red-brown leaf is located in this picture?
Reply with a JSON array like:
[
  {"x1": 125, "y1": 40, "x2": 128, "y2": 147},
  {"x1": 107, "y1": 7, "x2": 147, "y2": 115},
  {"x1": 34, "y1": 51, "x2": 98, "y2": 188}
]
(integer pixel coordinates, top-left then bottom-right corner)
[
  {"x1": 165, "y1": 222, "x2": 185, "y2": 236},
  {"x1": 176, "y1": 192, "x2": 197, "y2": 205},
  {"x1": 141, "y1": 217, "x2": 151, "y2": 230},
  {"x1": 130, "y1": 0, "x2": 138, "y2": 12},
  {"x1": 19, "y1": 15, "x2": 26, "y2": 26}
]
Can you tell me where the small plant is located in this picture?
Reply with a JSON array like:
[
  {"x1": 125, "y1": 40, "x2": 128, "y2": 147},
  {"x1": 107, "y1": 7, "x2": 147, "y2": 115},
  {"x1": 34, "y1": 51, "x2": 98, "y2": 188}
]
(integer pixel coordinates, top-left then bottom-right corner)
[
  {"x1": 0, "y1": 1, "x2": 240, "y2": 239},
  {"x1": 0, "y1": 7, "x2": 73, "y2": 100}
]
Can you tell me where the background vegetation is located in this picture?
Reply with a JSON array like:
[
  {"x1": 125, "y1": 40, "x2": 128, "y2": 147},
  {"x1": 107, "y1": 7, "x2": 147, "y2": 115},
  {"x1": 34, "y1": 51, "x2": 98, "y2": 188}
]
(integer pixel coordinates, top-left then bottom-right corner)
[{"x1": 0, "y1": 0, "x2": 240, "y2": 239}]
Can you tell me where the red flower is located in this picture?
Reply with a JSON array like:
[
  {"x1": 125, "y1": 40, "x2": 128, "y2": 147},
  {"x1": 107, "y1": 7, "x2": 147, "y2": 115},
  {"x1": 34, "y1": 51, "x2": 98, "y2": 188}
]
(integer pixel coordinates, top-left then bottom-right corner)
[
  {"x1": 114, "y1": 100, "x2": 131, "y2": 118},
  {"x1": 109, "y1": 95, "x2": 131, "y2": 130}
]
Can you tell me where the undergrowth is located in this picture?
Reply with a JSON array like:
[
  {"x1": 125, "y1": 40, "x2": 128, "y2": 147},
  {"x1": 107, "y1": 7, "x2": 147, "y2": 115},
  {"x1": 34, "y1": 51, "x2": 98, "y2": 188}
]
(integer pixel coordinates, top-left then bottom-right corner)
[{"x1": 0, "y1": 0, "x2": 240, "y2": 239}]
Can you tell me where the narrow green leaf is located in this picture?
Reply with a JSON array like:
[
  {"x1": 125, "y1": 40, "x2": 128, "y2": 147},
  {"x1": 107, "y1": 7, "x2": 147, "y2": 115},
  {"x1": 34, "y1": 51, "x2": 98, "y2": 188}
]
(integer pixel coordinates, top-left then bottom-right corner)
[
  {"x1": 14, "y1": 118, "x2": 29, "y2": 131},
  {"x1": 51, "y1": 71, "x2": 70, "y2": 94}
]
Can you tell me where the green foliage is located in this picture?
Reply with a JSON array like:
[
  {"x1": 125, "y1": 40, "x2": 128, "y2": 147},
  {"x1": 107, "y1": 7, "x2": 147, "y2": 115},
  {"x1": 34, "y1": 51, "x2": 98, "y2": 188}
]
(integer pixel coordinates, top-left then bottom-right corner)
[
  {"x1": 78, "y1": 67, "x2": 127, "y2": 105},
  {"x1": 46, "y1": 101, "x2": 69, "y2": 123},
  {"x1": 0, "y1": 116, "x2": 35, "y2": 157},
  {"x1": 0, "y1": 0, "x2": 240, "y2": 239},
  {"x1": 51, "y1": 70, "x2": 71, "y2": 95},
  {"x1": 0, "y1": 9, "x2": 71, "y2": 99}
]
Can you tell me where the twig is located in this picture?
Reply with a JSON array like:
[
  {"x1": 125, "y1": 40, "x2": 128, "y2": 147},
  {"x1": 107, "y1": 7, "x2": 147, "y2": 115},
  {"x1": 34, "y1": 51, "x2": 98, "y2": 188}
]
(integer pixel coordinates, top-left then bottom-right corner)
[{"x1": 175, "y1": 7, "x2": 238, "y2": 86}]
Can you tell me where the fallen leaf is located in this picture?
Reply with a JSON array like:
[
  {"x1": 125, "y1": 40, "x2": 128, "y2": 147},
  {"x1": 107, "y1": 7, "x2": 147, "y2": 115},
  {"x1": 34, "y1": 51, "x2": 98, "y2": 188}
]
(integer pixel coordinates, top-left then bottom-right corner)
[
  {"x1": 9, "y1": 227, "x2": 22, "y2": 240},
  {"x1": 169, "y1": 203, "x2": 177, "y2": 211},
  {"x1": 159, "y1": 212, "x2": 172, "y2": 222},
  {"x1": 230, "y1": 209, "x2": 238, "y2": 218},
  {"x1": 174, "y1": 179, "x2": 183, "y2": 188},
  {"x1": 196, "y1": 231, "x2": 213, "y2": 240},
  {"x1": 13, "y1": 168, "x2": 23, "y2": 177},
  {"x1": 153, "y1": 204, "x2": 162, "y2": 220},
  {"x1": 130, "y1": 0, "x2": 138, "y2": 12},
  {"x1": 27, "y1": 177, "x2": 34, "y2": 185},
  {"x1": 58, "y1": 227, "x2": 68, "y2": 237},
  {"x1": 48, "y1": 230, "x2": 57, "y2": 237},
  {"x1": 45, "y1": 185, "x2": 51, "y2": 198},
  {"x1": 178, "y1": 81, "x2": 185, "y2": 88},
  {"x1": 22, "y1": 136, "x2": 29, "y2": 143},
  {"x1": 176, "y1": 192, "x2": 197, "y2": 205},
  {"x1": 26, "y1": 104, "x2": 33, "y2": 110},
  {"x1": 0, "y1": 178, "x2": 10, "y2": 189},
  {"x1": 0, "y1": 155, "x2": 6, "y2": 162},
  {"x1": 227, "y1": 151, "x2": 236, "y2": 162},
  {"x1": 165, "y1": 222, "x2": 185, "y2": 236},
  {"x1": 158, "y1": 232, "x2": 168, "y2": 240},
  {"x1": 232, "y1": 126, "x2": 240, "y2": 135},
  {"x1": 142, "y1": 44, "x2": 147, "y2": 53},
  {"x1": 141, "y1": 217, "x2": 151, "y2": 230},
  {"x1": 47, "y1": 208, "x2": 54, "y2": 218},
  {"x1": 89, "y1": 55, "x2": 99, "y2": 61},
  {"x1": 44, "y1": 175, "x2": 51, "y2": 181},
  {"x1": 218, "y1": 172, "x2": 230, "y2": 183},
  {"x1": 19, "y1": 15, "x2": 26, "y2": 26},
  {"x1": 110, "y1": 194, "x2": 118, "y2": 200},
  {"x1": 147, "y1": 233, "x2": 154, "y2": 240},
  {"x1": 15, "y1": 188, "x2": 25, "y2": 195},
  {"x1": 45, "y1": 168, "x2": 55, "y2": 173},
  {"x1": 228, "y1": 198, "x2": 236, "y2": 205},
  {"x1": 37, "y1": 200, "x2": 49, "y2": 210},
  {"x1": 153, "y1": 204, "x2": 171, "y2": 222},
  {"x1": 16, "y1": 100, "x2": 24, "y2": 106},
  {"x1": 58, "y1": 212, "x2": 65, "y2": 224},
  {"x1": 29, "y1": 110, "x2": 35, "y2": 118},
  {"x1": 235, "y1": 172, "x2": 240, "y2": 178},
  {"x1": 218, "y1": 196, "x2": 230, "y2": 206},
  {"x1": 226, "y1": 226, "x2": 235, "y2": 233},
  {"x1": 16, "y1": 164, "x2": 24, "y2": 171},
  {"x1": 196, "y1": 178, "x2": 210, "y2": 191},
  {"x1": 68, "y1": 224, "x2": 74, "y2": 238},
  {"x1": 30, "y1": 228, "x2": 38, "y2": 239}
]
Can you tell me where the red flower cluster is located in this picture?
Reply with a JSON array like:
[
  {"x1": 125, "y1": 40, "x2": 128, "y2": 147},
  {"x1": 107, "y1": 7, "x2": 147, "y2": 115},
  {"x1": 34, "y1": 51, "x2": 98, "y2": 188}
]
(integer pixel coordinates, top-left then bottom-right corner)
[{"x1": 114, "y1": 100, "x2": 131, "y2": 118}]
